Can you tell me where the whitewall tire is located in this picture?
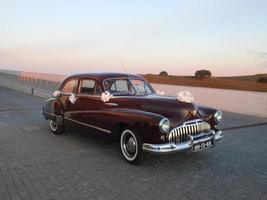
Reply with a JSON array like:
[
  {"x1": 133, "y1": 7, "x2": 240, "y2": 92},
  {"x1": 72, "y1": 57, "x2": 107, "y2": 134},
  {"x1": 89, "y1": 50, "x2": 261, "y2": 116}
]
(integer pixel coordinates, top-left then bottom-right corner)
[
  {"x1": 48, "y1": 119, "x2": 64, "y2": 134},
  {"x1": 120, "y1": 128, "x2": 143, "y2": 164}
]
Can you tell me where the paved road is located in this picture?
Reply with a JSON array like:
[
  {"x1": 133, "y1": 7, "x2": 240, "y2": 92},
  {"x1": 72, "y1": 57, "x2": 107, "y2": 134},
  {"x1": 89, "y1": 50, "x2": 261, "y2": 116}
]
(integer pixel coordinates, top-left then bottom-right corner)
[{"x1": 0, "y1": 86, "x2": 267, "y2": 200}]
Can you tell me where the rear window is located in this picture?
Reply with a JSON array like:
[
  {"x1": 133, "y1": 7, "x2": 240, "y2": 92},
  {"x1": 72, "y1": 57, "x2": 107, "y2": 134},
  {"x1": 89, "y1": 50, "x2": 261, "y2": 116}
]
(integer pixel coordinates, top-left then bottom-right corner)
[{"x1": 62, "y1": 79, "x2": 78, "y2": 94}]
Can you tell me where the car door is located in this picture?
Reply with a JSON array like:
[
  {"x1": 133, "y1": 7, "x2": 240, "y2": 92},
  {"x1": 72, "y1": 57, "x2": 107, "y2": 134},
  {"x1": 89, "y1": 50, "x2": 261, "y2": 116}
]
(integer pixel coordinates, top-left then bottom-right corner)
[
  {"x1": 72, "y1": 78, "x2": 111, "y2": 134},
  {"x1": 57, "y1": 78, "x2": 79, "y2": 125}
]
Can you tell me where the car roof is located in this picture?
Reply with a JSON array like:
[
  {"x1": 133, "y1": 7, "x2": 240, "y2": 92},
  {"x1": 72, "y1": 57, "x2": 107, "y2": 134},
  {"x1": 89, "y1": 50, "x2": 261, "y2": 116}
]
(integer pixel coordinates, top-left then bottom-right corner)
[{"x1": 66, "y1": 72, "x2": 144, "y2": 80}]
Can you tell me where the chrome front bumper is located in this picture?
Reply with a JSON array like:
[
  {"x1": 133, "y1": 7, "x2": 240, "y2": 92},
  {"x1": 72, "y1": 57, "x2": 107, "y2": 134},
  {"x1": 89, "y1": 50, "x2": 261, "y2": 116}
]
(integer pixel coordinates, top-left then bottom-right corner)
[{"x1": 142, "y1": 130, "x2": 223, "y2": 154}]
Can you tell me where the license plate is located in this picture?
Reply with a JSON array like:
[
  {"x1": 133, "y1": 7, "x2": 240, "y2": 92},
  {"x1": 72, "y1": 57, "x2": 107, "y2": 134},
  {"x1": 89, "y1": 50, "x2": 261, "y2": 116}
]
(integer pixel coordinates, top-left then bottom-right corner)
[{"x1": 193, "y1": 139, "x2": 214, "y2": 152}]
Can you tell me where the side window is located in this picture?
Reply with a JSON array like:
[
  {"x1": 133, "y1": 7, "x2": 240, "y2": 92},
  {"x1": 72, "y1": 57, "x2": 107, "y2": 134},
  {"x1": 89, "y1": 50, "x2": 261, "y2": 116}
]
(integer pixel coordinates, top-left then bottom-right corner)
[
  {"x1": 94, "y1": 85, "x2": 102, "y2": 95},
  {"x1": 79, "y1": 79, "x2": 95, "y2": 95},
  {"x1": 110, "y1": 82, "x2": 116, "y2": 91},
  {"x1": 131, "y1": 79, "x2": 145, "y2": 93},
  {"x1": 79, "y1": 79, "x2": 102, "y2": 95},
  {"x1": 104, "y1": 79, "x2": 134, "y2": 94},
  {"x1": 116, "y1": 80, "x2": 129, "y2": 92},
  {"x1": 62, "y1": 79, "x2": 78, "y2": 94}
]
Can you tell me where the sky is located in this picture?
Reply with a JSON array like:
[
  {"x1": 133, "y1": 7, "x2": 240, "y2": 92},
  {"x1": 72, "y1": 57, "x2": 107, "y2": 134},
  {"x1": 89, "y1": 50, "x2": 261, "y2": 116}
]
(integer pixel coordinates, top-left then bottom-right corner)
[{"x1": 0, "y1": 0, "x2": 267, "y2": 76}]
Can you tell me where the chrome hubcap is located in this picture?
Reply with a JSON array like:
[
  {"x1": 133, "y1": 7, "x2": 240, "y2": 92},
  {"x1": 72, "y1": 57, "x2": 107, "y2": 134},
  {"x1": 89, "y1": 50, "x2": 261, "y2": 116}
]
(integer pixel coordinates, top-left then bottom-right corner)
[
  {"x1": 48, "y1": 120, "x2": 58, "y2": 131},
  {"x1": 126, "y1": 137, "x2": 136, "y2": 154},
  {"x1": 121, "y1": 130, "x2": 138, "y2": 161}
]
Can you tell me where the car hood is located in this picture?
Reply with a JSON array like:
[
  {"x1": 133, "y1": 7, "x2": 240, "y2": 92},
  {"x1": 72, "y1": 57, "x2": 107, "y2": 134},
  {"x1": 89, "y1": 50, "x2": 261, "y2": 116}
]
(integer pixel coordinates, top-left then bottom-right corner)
[{"x1": 111, "y1": 94, "x2": 198, "y2": 126}]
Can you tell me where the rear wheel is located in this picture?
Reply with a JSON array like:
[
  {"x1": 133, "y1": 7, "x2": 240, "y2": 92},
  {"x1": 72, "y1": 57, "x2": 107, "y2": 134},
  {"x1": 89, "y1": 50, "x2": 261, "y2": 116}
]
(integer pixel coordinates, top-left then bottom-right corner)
[
  {"x1": 48, "y1": 119, "x2": 64, "y2": 134},
  {"x1": 120, "y1": 128, "x2": 143, "y2": 164}
]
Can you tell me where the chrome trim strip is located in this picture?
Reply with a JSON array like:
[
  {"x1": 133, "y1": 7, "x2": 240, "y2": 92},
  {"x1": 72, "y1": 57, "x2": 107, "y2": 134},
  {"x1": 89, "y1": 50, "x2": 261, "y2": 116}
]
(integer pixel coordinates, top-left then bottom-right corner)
[
  {"x1": 189, "y1": 133, "x2": 214, "y2": 145},
  {"x1": 64, "y1": 117, "x2": 111, "y2": 134},
  {"x1": 143, "y1": 141, "x2": 192, "y2": 154},
  {"x1": 215, "y1": 130, "x2": 223, "y2": 141},
  {"x1": 43, "y1": 110, "x2": 111, "y2": 133},
  {"x1": 105, "y1": 103, "x2": 118, "y2": 106},
  {"x1": 65, "y1": 110, "x2": 105, "y2": 114},
  {"x1": 142, "y1": 130, "x2": 223, "y2": 154},
  {"x1": 42, "y1": 111, "x2": 60, "y2": 117}
]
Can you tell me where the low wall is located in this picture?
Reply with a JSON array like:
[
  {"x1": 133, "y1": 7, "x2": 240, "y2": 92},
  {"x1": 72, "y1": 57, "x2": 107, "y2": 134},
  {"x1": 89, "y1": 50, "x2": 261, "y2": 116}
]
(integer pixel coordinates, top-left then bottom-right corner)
[
  {"x1": 0, "y1": 72, "x2": 61, "y2": 98},
  {"x1": 152, "y1": 83, "x2": 267, "y2": 117},
  {"x1": 0, "y1": 71, "x2": 266, "y2": 117}
]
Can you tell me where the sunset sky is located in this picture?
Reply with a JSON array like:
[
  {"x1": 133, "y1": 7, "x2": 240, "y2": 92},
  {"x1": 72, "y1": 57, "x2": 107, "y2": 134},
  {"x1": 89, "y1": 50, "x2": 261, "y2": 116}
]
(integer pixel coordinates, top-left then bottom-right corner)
[{"x1": 1, "y1": 0, "x2": 267, "y2": 76}]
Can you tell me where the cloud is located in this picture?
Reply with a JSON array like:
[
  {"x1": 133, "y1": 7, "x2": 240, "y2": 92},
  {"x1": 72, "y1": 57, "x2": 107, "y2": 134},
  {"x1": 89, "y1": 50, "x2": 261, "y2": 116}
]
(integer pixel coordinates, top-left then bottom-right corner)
[
  {"x1": 260, "y1": 52, "x2": 267, "y2": 59},
  {"x1": 251, "y1": 51, "x2": 267, "y2": 68},
  {"x1": 252, "y1": 51, "x2": 267, "y2": 60}
]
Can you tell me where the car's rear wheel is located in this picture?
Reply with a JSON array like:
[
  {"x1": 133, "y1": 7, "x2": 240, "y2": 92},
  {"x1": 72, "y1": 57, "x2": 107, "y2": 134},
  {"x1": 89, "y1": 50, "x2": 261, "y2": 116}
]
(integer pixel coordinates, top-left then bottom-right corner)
[
  {"x1": 120, "y1": 128, "x2": 143, "y2": 164},
  {"x1": 48, "y1": 119, "x2": 64, "y2": 134}
]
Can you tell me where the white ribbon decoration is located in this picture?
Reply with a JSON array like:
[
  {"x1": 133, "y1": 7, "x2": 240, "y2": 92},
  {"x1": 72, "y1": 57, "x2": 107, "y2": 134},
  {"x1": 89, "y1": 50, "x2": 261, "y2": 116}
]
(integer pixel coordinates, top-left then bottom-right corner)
[
  {"x1": 69, "y1": 93, "x2": 77, "y2": 104},
  {"x1": 176, "y1": 90, "x2": 194, "y2": 103},
  {"x1": 53, "y1": 90, "x2": 61, "y2": 97},
  {"x1": 156, "y1": 90, "x2": 165, "y2": 95},
  {"x1": 101, "y1": 91, "x2": 113, "y2": 102}
]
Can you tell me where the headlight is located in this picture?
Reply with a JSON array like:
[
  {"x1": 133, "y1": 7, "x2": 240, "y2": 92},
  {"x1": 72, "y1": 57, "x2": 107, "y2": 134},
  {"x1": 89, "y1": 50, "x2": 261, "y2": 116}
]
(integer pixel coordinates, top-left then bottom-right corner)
[
  {"x1": 159, "y1": 118, "x2": 170, "y2": 134},
  {"x1": 214, "y1": 111, "x2": 223, "y2": 123}
]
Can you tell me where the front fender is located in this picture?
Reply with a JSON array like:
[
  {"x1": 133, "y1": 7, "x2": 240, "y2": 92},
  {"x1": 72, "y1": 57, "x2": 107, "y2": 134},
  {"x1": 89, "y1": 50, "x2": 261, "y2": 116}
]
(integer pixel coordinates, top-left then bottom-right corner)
[
  {"x1": 107, "y1": 108, "x2": 165, "y2": 144},
  {"x1": 197, "y1": 105, "x2": 218, "y2": 127}
]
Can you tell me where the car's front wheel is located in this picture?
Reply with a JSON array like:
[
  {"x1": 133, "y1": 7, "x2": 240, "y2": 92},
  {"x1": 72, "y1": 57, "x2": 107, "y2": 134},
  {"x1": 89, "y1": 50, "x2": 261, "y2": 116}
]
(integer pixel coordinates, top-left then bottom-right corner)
[
  {"x1": 120, "y1": 128, "x2": 143, "y2": 164},
  {"x1": 48, "y1": 119, "x2": 64, "y2": 134}
]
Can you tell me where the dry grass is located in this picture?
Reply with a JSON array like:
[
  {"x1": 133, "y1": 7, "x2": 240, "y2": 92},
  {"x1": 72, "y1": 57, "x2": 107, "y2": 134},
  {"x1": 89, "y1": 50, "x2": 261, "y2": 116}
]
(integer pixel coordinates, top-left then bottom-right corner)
[{"x1": 144, "y1": 74, "x2": 267, "y2": 92}]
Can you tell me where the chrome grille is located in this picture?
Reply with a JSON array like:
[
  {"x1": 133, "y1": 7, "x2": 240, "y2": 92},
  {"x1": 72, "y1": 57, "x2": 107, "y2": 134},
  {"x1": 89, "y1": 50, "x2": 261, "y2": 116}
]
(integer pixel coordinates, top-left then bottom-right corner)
[{"x1": 168, "y1": 119, "x2": 211, "y2": 143}]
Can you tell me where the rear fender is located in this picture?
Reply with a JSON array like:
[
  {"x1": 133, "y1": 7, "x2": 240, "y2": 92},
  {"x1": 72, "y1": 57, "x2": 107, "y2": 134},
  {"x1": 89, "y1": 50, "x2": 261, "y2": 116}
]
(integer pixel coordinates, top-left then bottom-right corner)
[{"x1": 42, "y1": 97, "x2": 64, "y2": 126}]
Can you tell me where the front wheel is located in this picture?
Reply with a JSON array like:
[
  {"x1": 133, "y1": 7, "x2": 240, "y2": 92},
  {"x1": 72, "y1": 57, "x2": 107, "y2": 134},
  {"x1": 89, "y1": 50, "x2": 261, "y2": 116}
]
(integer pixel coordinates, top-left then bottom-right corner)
[
  {"x1": 120, "y1": 128, "x2": 143, "y2": 164},
  {"x1": 48, "y1": 119, "x2": 64, "y2": 134}
]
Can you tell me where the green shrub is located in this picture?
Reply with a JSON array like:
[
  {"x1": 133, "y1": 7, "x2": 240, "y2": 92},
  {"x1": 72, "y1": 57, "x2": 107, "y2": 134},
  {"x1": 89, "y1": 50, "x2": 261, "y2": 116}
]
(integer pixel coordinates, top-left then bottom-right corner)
[
  {"x1": 258, "y1": 77, "x2": 267, "y2": 83},
  {"x1": 195, "y1": 70, "x2": 212, "y2": 79},
  {"x1": 159, "y1": 71, "x2": 168, "y2": 76}
]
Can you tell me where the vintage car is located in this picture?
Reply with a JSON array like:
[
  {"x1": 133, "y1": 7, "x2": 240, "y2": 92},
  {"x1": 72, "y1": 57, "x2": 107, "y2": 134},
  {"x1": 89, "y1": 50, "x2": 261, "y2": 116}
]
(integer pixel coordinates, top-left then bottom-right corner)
[{"x1": 42, "y1": 72, "x2": 223, "y2": 164}]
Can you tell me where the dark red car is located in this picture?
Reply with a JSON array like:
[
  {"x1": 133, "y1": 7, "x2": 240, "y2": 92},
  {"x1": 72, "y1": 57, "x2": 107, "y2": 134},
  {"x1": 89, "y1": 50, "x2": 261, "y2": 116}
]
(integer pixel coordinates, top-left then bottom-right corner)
[{"x1": 42, "y1": 72, "x2": 223, "y2": 164}]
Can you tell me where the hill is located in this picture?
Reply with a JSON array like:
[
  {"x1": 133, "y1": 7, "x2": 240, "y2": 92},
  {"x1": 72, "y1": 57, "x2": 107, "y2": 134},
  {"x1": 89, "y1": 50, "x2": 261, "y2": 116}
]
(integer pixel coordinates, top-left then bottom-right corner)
[
  {"x1": 218, "y1": 74, "x2": 267, "y2": 82},
  {"x1": 144, "y1": 74, "x2": 267, "y2": 92}
]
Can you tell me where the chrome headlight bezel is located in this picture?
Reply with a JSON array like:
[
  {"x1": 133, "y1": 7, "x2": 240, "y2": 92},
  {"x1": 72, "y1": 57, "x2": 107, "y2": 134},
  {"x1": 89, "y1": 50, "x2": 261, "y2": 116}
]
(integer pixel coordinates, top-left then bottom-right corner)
[
  {"x1": 214, "y1": 110, "x2": 223, "y2": 123},
  {"x1": 159, "y1": 118, "x2": 170, "y2": 134}
]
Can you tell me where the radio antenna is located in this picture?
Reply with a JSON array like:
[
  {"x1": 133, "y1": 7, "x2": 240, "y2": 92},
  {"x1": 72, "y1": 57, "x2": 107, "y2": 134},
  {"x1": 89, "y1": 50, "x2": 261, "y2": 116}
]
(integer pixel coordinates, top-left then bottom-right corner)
[{"x1": 121, "y1": 61, "x2": 129, "y2": 75}]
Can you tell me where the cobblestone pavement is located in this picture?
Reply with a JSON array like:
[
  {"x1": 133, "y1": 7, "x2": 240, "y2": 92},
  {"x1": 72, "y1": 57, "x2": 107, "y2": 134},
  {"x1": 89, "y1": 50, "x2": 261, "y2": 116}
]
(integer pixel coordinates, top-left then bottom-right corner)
[{"x1": 0, "y1": 87, "x2": 267, "y2": 200}]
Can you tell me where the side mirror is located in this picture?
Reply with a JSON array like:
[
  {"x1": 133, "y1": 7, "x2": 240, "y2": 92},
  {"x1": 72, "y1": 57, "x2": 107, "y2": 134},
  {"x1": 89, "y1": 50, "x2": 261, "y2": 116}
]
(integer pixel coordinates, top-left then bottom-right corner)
[{"x1": 52, "y1": 90, "x2": 61, "y2": 97}]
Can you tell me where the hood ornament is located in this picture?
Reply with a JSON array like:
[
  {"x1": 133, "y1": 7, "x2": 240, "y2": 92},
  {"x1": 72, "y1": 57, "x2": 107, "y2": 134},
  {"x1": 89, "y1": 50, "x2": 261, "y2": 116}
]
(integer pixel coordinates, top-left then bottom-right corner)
[
  {"x1": 176, "y1": 90, "x2": 194, "y2": 103},
  {"x1": 192, "y1": 110, "x2": 198, "y2": 116}
]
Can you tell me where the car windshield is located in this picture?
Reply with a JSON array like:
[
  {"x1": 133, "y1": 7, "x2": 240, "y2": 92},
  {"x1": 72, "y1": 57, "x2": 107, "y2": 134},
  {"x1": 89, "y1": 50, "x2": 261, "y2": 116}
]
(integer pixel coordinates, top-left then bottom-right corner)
[{"x1": 103, "y1": 78, "x2": 154, "y2": 95}]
